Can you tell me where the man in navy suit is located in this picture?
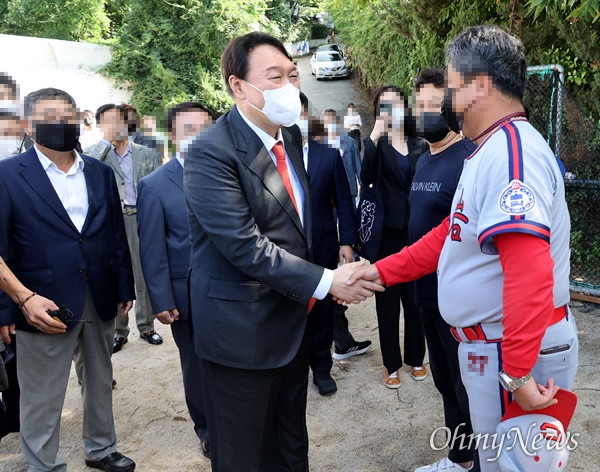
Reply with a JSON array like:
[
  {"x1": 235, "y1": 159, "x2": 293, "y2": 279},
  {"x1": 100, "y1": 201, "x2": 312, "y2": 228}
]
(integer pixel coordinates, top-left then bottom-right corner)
[
  {"x1": 137, "y1": 102, "x2": 214, "y2": 460},
  {"x1": 0, "y1": 88, "x2": 136, "y2": 472}
]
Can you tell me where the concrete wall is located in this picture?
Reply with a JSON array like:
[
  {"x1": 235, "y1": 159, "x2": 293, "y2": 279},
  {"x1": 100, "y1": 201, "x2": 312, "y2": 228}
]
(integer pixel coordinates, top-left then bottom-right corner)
[{"x1": 0, "y1": 33, "x2": 131, "y2": 113}]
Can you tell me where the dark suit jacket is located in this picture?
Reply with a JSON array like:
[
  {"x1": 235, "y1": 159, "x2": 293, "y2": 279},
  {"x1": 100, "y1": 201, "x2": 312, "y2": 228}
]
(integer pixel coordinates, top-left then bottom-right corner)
[
  {"x1": 339, "y1": 135, "x2": 362, "y2": 200},
  {"x1": 0, "y1": 147, "x2": 135, "y2": 332},
  {"x1": 307, "y1": 140, "x2": 357, "y2": 270},
  {"x1": 184, "y1": 105, "x2": 324, "y2": 370},
  {"x1": 361, "y1": 135, "x2": 428, "y2": 229},
  {"x1": 137, "y1": 158, "x2": 191, "y2": 319}
]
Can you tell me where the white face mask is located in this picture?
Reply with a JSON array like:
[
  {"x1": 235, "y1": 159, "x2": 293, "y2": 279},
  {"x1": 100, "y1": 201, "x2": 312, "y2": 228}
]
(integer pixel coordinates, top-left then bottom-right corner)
[
  {"x1": 327, "y1": 137, "x2": 341, "y2": 149},
  {"x1": 296, "y1": 119, "x2": 308, "y2": 137},
  {"x1": 244, "y1": 81, "x2": 301, "y2": 127},
  {"x1": 390, "y1": 108, "x2": 405, "y2": 127},
  {"x1": 178, "y1": 135, "x2": 196, "y2": 156},
  {"x1": 0, "y1": 137, "x2": 22, "y2": 160},
  {"x1": 0, "y1": 100, "x2": 20, "y2": 116},
  {"x1": 325, "y1": 123, "x2": 340, "y2": 135}
]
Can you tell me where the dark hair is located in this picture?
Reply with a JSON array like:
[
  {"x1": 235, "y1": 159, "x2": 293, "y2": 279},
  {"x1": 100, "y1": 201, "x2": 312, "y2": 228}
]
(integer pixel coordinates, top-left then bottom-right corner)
[
  {"x1": 95, "y1": 104, "x2": 126, "y2": 124},
  {"x1": 372, "y1": 85, "x2": 415, "y2": 136},
  {"x1": 413, "y1": 68, "x2": 445, "y2": 90},
  {"x1": 347, "y1": 103, "x2": 356, "y2": 109},
  {"x1": 120, "y1": 103, "x2": 139, "y2": 133},
  {"x1": 24, "y1": 88, "x2": 77, "y2": 117},
  {"x1": 323, "y1": 108, "x2": 337, "y2": 117},
  {"x1": 299, "y1": 92, "x2": 309, "y2": 111},
  {"x1": 308, "y1": 118, "x2": 326, "y2": 139},
  {"x1": 446, "y1": 25, "x2": 527, "y2": 101},
  {"x1": 0, "y1": 73, "x2": 18, "y2": 99},
  {"x1": 166, "y1": 102, "x2": 215, "y2": 133},
  {"x1": 221, "y1": 32, "x2": 294, "y2": 96}
]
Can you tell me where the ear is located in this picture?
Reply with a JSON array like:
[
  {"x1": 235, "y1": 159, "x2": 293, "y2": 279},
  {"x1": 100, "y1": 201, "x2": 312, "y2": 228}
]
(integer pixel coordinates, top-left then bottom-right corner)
[
  {"x1": 229, "y1": 76, "x2": 245, "y2": 100},
  {"x1": 21, "y1": 118, "x2": 33, "y2": 137},
  {"x1": 475, "y1": 74, "x2": 494, "y2": 98}
]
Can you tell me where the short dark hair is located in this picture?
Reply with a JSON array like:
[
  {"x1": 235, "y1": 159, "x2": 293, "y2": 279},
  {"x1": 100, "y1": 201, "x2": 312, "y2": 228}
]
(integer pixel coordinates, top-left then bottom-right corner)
[
  {"x1": 347, "y1": 103, "x2": 356, "y2": 108},
  {"x1": 0, "y1": 73, "x2": 18, "y2": 99},
  {"x1": 413, "y1": 68, "x2": 445, "y2": 90},
  {"x1": 299, "y1": 92, "x2": 309, "y2": 111},
  {"x1": 95, "y1": 104, "x2": 126, "y2": 124},
  {"x1": 221, "y1": 32, "x2": 294, "y2": 96},
  {"x1": 24, "y1": 88, "x2": 77, "y2": 117},
  {"x1": 446, "y1": 25, "x2": 527, "y2": 101},
  {"x1": 166, "y1": 102, "x2": 215, "y2": 133},
  {"x1": 308, "y1": 118, "x2": 326, "y2": 138}
]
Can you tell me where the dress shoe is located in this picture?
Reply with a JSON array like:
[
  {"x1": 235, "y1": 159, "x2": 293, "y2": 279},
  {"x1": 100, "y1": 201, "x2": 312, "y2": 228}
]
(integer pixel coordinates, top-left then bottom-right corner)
[
  {"x1": 85, "y1": 451, "x2": 136, "y2": 472},
  {"x1": 113, "y1": 337, "x2": 127, "y2": 353},
  {"x1": 139, "y1": 331, "x2": 163, "y2": 345},
  {"x1": 201, "y1": 440, "x2": 211, "y2": 459},
  {"x1": 313, "y1": 372, "x2": 337, "y2": 395}
]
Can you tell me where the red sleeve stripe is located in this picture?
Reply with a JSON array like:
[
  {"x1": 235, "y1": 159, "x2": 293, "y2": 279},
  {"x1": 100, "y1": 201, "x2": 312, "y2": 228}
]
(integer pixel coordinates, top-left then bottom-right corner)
[
  {"x1": 503, "y1": 123, "x2": 524, "y2": 183},
  {"x1": 479, "y1": 221, "x2": 550, "y2": 249}
]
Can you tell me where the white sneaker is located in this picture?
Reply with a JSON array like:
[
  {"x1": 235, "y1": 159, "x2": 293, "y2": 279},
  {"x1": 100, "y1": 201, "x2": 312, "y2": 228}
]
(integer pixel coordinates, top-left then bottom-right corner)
[{"x1": 414, "y1": 457, "x2": 473, "y2": 472}]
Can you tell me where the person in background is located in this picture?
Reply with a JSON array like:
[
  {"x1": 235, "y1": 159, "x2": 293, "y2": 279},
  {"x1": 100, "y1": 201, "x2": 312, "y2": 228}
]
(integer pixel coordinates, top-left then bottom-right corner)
[
  {"x1": 86, "y1": 104, "x2": 163, "y2": 353},
  {"x1": 323, "y1": 108, "x2": 362, "y2": 208},
  {"x1": 137, "y1": 102, "x2": 215, "y2": 460},
  {"x1": 0, "y1": 111, "x2": 22, "y2": 160},
  {"x1": 0, "y1": 87, "x2": 136, "y2": 472},
  {"x1": 411, "y1": 68, "x2": 479, "y2": 472},
  {"x1": 344, "y1": 102, "x2": 362, "y2": 152},
  {"x1": 121, "y1": 104, "x2": 166, "y2": 162},
  {"x1": 361, "y1": 85, "x2": 429, "y2": 388},
  {"x1": 79, "y1": 109, "x2": 102, "y2": 151}
]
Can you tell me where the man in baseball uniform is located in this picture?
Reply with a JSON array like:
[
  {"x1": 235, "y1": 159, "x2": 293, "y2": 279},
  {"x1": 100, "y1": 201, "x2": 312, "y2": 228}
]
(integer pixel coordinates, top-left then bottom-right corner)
[{"x1": 349, "y1": 25, "x2": 578, "y2": 472}]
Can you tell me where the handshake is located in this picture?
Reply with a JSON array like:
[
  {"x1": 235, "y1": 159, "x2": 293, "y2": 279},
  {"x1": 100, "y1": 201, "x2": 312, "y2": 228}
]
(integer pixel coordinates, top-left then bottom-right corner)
[{"x1": 328, "y1": 261, "x2": 385, "y2": 304}]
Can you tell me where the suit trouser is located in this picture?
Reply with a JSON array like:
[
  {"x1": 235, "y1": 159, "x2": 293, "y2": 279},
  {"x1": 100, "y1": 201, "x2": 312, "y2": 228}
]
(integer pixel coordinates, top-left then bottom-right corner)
[
  {"x1": 199, "y1": 325, "x2": 310, "y2": 472},
  {"x1": 115, "y1": 212, "x2": 154, "y2": 337},
  {"x1": 375, "y1": 227, "x2": 425, "y2": 373},
  {"x1": 17, "y1": 286, "x2": 117, "y2": 472},
  {"x1": 309, "y1": 295, "x2": 334, "y2": 374},
  {"x1": 171, "y1": 318, "x2": 208, "y2": 442},
  {"x1": 420, "y1": 306, "x2": 478, "y2": 469},
  {"x1": 332, "y1": 303, "x2": 357, "y2": 351}
]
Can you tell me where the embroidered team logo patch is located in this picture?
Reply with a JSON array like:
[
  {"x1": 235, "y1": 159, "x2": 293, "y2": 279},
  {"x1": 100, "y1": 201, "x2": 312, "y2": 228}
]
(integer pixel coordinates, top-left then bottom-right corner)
[{"x1": 499, "y1": 179, "x2": 536, "y2": 215}]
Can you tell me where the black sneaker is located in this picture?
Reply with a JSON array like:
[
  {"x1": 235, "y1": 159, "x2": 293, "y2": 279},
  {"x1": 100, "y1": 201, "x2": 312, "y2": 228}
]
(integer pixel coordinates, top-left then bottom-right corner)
[
  {"x1": 332, "y1": 340, "x2": 372, "y2": 360},
  {"x1": 313, "y1": 372, "x2": 337, "y2": 395}
]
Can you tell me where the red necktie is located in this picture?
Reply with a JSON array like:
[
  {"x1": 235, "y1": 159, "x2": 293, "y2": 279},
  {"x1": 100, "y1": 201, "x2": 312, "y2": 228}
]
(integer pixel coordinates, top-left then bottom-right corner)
[{"x1": 271, "y1": 141, "x2": 315, "y2": 313}]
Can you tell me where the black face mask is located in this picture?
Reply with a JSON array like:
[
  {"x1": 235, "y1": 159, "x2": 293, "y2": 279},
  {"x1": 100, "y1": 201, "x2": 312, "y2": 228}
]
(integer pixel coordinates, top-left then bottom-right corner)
[
  {"x1": 441, "y1": 88, "x2": 462, "y2": 134},
  {"x1": 34, "y1": 123, "x2": 80, "y2": 152},
  {"x1": 416, "y1": 112, "x2": 451, "y2": 143}
]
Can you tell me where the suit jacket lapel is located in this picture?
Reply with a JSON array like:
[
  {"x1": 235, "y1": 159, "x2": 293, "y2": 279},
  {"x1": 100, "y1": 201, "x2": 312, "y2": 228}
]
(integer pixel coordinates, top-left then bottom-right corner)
[
  {"x1": 306, "y1": 140, "x2": 323, "y2": 187},
  {"x1": 230, "y1": 108, "x2": 306, "y2": 239},
  {"x1": 132, "y1": 144, "x2": 144, "y2": 185},
  {"x1": 168, "y1": 158, "x2": 184, "y2": 192},
  {"x1": 100, "y1": 144, "x2": 125, "y2": 181},
  {"x1": 79, "y1": 157, "x2": 97, "y2": 235},
  {"x1": 18, "y1": 147, "x2": 80, "y2": 234}
]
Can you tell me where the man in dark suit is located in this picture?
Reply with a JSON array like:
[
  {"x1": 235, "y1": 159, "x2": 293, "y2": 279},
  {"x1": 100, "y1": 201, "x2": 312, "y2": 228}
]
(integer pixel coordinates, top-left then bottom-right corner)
[
  {"x1": 0, "y1": 88, "x2": 135, "y2": 471},
  {"x1": 184, "y1": 32, "x2": 384, "y2": 471},
  {"x1": 137, "y1": 102, "x2": 214, "y2": 460}
]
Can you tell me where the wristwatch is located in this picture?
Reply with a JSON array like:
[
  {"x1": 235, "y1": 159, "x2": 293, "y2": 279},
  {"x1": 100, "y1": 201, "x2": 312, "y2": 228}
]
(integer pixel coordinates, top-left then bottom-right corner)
[{"x1": 498, "y1": 370, "x2": 532, "y2": 392}]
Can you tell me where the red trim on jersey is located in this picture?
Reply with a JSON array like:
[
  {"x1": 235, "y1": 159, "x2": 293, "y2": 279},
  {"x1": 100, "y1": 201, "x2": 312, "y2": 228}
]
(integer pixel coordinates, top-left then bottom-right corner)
[
  {"x1": 375, "y1": 217, "x2": 449, "y2": 287},
  {"x1": 495, "y1": 232, "x2": 555, "y2": 378},
  {"x1": 505, "y1": 124, "x2": 522, "y2": 181},
  {"x1": 479, "y1": 221, "x2": 551, "y2": 250}
]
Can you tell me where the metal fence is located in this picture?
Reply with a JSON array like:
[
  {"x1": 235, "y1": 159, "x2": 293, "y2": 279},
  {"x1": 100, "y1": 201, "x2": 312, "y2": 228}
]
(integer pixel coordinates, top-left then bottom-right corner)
[{"x1": 524, "y1": 65, "x2": 600, "y2": 298}]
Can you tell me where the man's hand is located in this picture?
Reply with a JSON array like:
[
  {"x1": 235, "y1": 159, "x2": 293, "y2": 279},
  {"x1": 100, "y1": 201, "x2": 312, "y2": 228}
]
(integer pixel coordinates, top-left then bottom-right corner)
[
  {"x1": 21, "y1": 294, "x2": 66, "y2": 334},
  {"x1": 156, "y1": 308, "x2": 180, "y2": 325},
  {"x1": 0, "y1": 325, "x2": 15, "y2": 343},
  {"x1": 512, "y1": 376, "x2": 560, "y2": 411},
  {"x1": 346, "y1": 263, "x2": 383, "y2": 287},
  {"x1": 329, "y1": 261, "x2": 384, "y2": 304},
  {"x1": 119, "y1": 301, "x2": 133, "y2": 317},
  {"x1": 338, "y1": 245, "x2": 354, "y2": 265}
]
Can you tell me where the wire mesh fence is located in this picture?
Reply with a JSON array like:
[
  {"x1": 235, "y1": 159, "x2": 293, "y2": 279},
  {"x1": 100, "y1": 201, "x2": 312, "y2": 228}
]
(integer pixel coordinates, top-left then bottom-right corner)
[{"x1": 524, "y1": 66, "x2": 600, "y2": 296}]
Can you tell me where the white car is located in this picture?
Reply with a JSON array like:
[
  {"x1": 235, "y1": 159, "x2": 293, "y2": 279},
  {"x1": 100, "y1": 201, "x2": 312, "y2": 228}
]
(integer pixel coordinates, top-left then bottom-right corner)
[{"x1": 310, "y1": 51, "x2": 348, "y2": 80}]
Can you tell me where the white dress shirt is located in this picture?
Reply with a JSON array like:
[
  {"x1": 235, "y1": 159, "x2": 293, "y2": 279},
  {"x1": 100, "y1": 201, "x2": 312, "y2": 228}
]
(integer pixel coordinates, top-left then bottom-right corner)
[
  {"x1": 238, "y1": 109, "x2": 333, "y2": 299},
  {"x1": 34, "y1": 145, "x2": 89, "y2": 233}
]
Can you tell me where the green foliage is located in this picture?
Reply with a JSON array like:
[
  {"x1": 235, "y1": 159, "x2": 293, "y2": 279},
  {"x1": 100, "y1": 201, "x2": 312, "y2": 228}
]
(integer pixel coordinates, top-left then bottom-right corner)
[
  {"x1": 1, "y1": 0, "x2": 110, "y2": 42},
  {"x1": 527, "y1": 0, "x2": 600, "y2": 22}
]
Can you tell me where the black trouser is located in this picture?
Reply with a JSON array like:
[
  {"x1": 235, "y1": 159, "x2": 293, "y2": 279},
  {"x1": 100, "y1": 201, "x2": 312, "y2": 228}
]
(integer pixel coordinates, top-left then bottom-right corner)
[
  {"x1": 199, "y1": 326, "x2": 310, "y2": 472},
  {"x1": 309, "y1": 295, "x2": 334, "y2": 374},
  {"x1": 332, "y1": 303, "x2": 356, "y2": 351},
  {"x1": 375, "y1": 227, "x2": 425, "y2": 372},
  {"x1": 171, "y1": 318, "x2": 208, "y2": 442},
  {"x1": 0, "y1": 336, "x2": 19, "y2": 440},
  {"x1": 348, "y1": 129, "x2": 361, "y2": 152},
  {"x1": 420, "y1": 306, "x2": 479, "y2": 469}
]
